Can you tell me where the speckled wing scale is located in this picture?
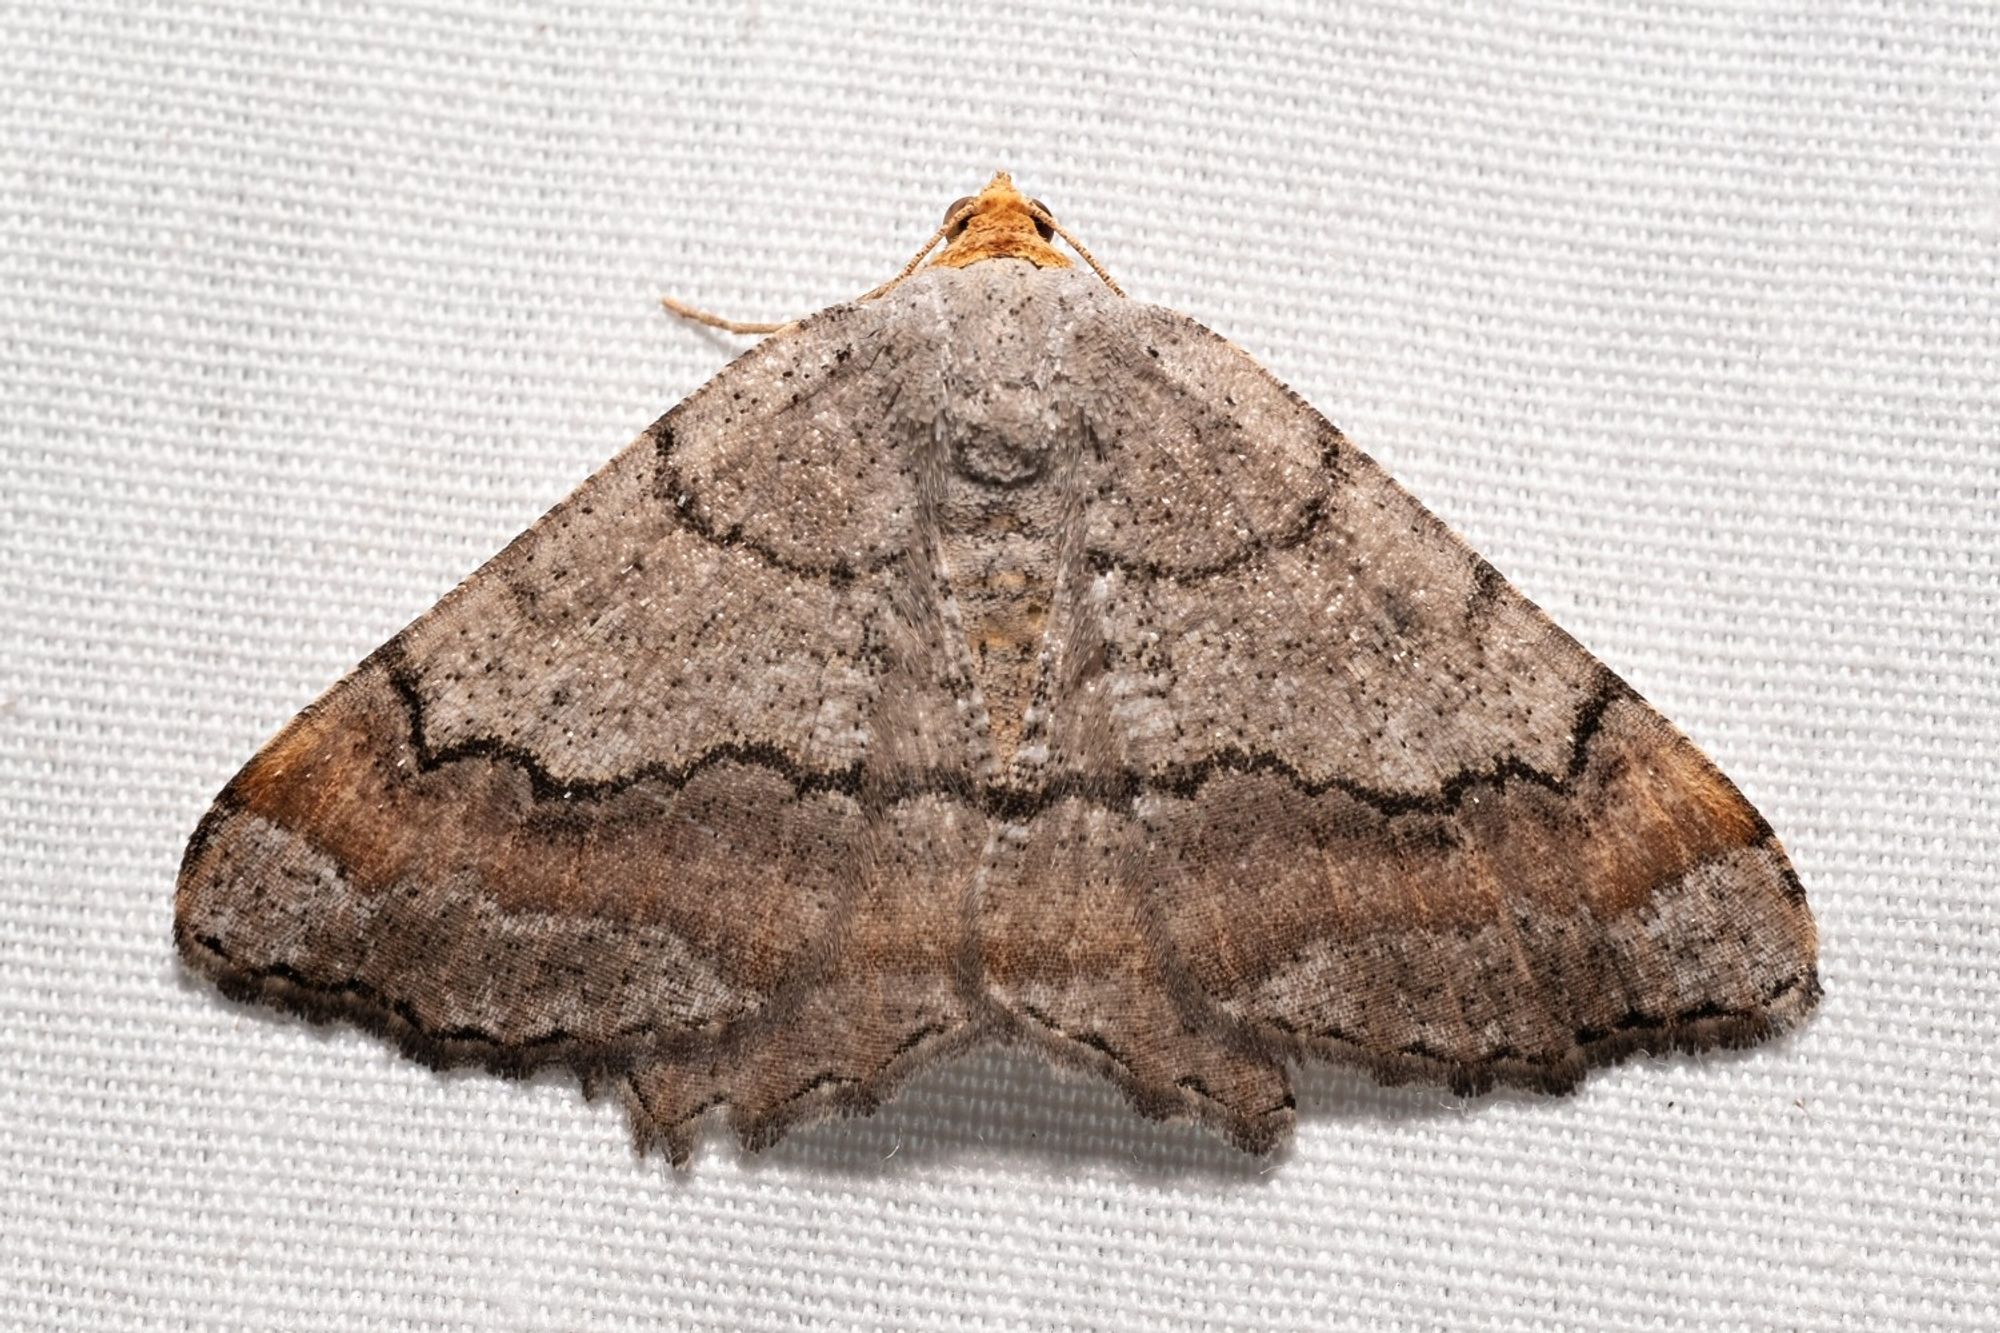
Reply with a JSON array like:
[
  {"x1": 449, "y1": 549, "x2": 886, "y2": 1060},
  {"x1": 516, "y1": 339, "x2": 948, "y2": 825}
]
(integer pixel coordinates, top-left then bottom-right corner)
[{"x1": 176, "y1": 174, "x2": 1819, "y2": 1165}]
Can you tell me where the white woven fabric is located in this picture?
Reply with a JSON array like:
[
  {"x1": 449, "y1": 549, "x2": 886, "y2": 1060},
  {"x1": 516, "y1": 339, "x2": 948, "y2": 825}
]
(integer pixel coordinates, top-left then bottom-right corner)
[{"x1": 4, "y1": 2, "x2": 1994, "y2": 1329}]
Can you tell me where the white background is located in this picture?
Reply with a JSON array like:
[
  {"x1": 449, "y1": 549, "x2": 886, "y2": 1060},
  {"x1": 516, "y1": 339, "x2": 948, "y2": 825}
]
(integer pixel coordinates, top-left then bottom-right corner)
[{"x1": 3, "y1": 3, "x2": 1995, "y2": 1330}]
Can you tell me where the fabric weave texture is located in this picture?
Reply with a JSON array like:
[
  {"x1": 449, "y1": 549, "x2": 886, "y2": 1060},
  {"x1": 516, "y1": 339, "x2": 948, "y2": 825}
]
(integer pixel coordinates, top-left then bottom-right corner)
[{"x1": 2, "y1": 3, "x2": 1994, "y2": 1330}]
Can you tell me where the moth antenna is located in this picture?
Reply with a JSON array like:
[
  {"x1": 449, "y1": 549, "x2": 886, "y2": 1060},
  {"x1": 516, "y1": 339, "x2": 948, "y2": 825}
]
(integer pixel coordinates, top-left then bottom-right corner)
[
  {"x1": 657, "y1": 297, "x2": 790, "y2": 336},
  {"x1": 661, "y1": 201, "x2": 974, "y2": 337},
  {"x1": 853, "y1": 199, "x2": 975, "y2": 304},
  {"x1": 1026, "y1": 200, "x2": 1125, "y2": 297}
]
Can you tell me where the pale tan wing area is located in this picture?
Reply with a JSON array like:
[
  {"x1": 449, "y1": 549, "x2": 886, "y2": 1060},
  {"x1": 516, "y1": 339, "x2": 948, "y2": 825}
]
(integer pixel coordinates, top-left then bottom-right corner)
[
  {"x1": 175, "y1": 295, "x2": 996, "y2": 1164},
  {"x1": 977, "y1": 290, "x2": 1818, "y2": 1151}
]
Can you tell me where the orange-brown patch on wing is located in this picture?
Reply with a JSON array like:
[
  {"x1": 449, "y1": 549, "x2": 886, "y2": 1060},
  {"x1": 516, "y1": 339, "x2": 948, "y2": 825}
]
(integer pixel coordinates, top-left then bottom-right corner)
[
  {"x1": 216, "y1": 663, "x2": 853, "y2": 992},
  {"x1": 1151, "y1": 695, "x2": 1776, "y2": 996},
  {"x1": 1558, "y1": 709, "x2": 1767, "y2": 917},
  {"x1": 228, "y1": 688, "x2": 421, "y2": 896}
]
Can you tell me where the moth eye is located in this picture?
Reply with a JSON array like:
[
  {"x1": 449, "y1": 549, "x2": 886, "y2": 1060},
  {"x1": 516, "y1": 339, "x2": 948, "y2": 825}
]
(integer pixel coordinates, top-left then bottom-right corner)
[
  {"x1": 1028, "y1": 198, "x2": 1055, "y2": 241},
  {"x1": 942, "y1": 196, "x2": 977, "y2": 238}
]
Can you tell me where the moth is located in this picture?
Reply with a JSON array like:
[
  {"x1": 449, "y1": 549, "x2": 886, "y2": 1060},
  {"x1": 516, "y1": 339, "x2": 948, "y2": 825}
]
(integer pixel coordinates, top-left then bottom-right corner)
[{"x1": 177, "y1": 174, "x2": 1819, "y2": 1165}]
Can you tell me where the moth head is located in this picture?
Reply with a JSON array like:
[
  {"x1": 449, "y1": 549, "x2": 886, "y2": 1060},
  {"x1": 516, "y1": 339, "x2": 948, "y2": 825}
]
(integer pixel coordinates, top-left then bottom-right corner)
[
  {"x1": 930, "y1": 172, "x2": 1071, "y2": 273},
  {"x1": 944, "y1": 193, "x2": 1054, "y2": 242}
]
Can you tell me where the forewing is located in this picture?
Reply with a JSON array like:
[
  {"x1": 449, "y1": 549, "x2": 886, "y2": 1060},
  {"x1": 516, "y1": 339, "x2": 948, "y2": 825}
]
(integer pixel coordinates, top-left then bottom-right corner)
[
  {"x1": 175, "y1": 297, "x2": 990, "y2": 1159},
  {"x1": 1068, "y1": 300, "x2": 1819, "y2": 1099}
]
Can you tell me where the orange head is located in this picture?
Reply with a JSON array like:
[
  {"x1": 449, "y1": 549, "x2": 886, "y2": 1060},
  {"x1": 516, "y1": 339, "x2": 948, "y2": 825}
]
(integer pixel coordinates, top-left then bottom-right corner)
[{"x1": 930, "y1": 172, "x2": 1072, "y2": 271}]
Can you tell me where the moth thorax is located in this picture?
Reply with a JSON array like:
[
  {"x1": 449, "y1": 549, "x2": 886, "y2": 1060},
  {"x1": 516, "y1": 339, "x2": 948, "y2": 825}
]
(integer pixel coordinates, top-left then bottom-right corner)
[{"x1": 943, "y1": 392, "x2": 1055, "y2": 487}]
